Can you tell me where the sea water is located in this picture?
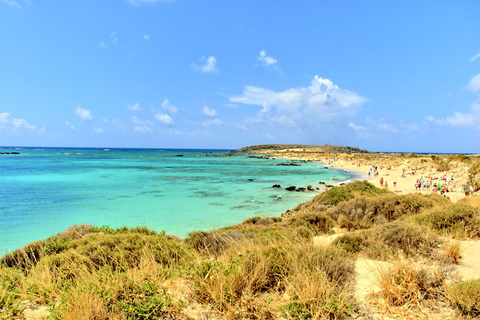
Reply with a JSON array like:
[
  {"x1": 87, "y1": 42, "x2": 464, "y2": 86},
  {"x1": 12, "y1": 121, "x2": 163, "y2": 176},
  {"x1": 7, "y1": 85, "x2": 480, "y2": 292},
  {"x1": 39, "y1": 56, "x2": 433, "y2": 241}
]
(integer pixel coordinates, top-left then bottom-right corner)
[{"x1": 0, "y1": 147, "x2": 359, "y2": 254}]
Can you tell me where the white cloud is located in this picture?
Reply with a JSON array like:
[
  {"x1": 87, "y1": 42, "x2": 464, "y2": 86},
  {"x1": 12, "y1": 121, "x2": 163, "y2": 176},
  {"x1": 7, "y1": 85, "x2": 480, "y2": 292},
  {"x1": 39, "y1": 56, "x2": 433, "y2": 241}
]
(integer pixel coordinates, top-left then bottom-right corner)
[
  {"x1": 1, "y1": 0, "x2": 21, "y2": 8},
  {"x1": 161, "y1": 99, "x2": 177, "y2": 114},
  {"x1": 1, "y1": 112, "x2": 39, "y2": 131},
  {"x1": 0, "y1": 112, "x2": 10, "y2": 123},
  {"x1": 143, "y1": 35, "x2": 150, "y2": 41},
  {"x1": 93, "y1": 128, "x2": 104, "y2": 134},
  {"x1": 257, "y1": 50, "x2": 277, "y2": 67},
  {"x1": 99, "y1": 40, "x2": 106, "y2": 48},
  {"x1": 427, "y1": 75, "x2": 480, "y2": 130},
  {"x1": 133, "y1": 126, "x2": 153, "y2": 133},
  {"x1": 75, "y1": 106, "x2": 92, "y2": 121},
  {"x1": 127, "y1": 102, "x2": 143, "y2": 112},
  {"x1": 225, "y1": 103, "x2": 238, "y2": 109},
  {"x1": 110, "y1": 32, "x2": 118, "y2": 43},
  {"x1": 230, "y1": 75, "x2": 367, "y2": 129},
  {"x1": 348, "y1": 122, "x2": 366, "y2": 131},
  {"x1": 155, "y1": 113, "x2": 174, "y2": 126},
  {"x1": 102, "y1": 118, "x2": 108, "y2": 123},
  {"x1": 129, "y1": 116, "x2": 153, "y2": 127},
  {"x1": 466, "y1": 74, "x2": 480, "y2": 92},
  {"x1": 470, "y1": 52, "x2": 480, "y2": 62},
  {"x1": 191, "y1": 56, "x2": 219, "y2": 73},
  {"x1": 66, "y1": 121, "x2": 75, "y2": 130},
  {"x1": 256, "y1": 50, "x2": 282, "y2": 74},
  {"x1": 202, "y1": 105, "x2": 217, "y2": 118},
  {"x1": 202, "y1": 119, "x2": 226, "y2": 128}
]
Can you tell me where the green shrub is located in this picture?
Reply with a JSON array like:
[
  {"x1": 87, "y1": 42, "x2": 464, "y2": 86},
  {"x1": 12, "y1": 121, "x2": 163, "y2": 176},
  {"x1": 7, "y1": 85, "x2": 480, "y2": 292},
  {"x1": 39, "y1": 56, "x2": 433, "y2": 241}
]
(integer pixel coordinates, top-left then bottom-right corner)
[
  {"x1": 285, "y1": 212, "x2": 334, "y2": 235},
  {"x1": 329, "y1": 193, "x2": 444, "y2": 231},
  {"x1": 333, "y1": 222, "x2": 441, "y2": 260},
  {"x1": 449, "y1": 153, "x2": 472, "y2": 163},
  {"x1": 313, "y1": 180, "x2": 388, "y2": 206},
  {"x1": 411, "y1": 204, "x2": 480, "y2": 239},
  {"x1": 448, "y1": 279, "x2": 480, "y2": 316}
]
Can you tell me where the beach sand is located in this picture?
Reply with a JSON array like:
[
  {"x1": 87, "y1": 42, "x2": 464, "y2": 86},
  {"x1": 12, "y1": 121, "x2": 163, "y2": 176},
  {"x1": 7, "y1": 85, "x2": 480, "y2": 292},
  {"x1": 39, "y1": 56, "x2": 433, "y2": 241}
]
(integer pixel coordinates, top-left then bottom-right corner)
[{"x1": 250, "y1": 147, "x2": 478, "y2": 203}]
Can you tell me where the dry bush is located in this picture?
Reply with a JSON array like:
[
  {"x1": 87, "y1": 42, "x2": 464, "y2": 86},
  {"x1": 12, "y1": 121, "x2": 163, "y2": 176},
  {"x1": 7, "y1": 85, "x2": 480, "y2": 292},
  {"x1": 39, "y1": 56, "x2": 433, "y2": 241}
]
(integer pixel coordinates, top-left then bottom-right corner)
[
  {"x1": 442, "y1": 241, "x2": 462, "y2": 264},
  {"x1": 193, "y1": 237, "x2": 354, "y2": 319},
  {"x1": 376, "y1": 262, "x2": 447, "y2": 310},
  {"x1": 329, "y1": 194, "x2": 447, "y2": 232},
  {"x1": 333, "y1": 222, "x2": 441, "y2": 260},
  {"x1": 185, "y1": 230, "x2": 247, "y2": 255}
]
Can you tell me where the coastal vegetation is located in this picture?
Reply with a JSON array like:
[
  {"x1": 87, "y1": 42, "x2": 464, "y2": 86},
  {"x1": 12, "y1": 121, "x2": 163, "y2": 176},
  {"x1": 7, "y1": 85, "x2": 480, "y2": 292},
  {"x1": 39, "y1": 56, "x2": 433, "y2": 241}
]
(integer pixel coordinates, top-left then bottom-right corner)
[{"x1": 2, "y1": 179, "x2": 480, "y2": 319}]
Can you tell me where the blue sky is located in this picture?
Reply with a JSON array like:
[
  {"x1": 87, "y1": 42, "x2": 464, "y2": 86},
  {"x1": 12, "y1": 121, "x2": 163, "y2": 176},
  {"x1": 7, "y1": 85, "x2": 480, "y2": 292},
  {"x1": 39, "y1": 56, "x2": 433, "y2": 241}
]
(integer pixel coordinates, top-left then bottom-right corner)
[{"x1": 1, "y1": 0, "x2": 479, "y2": 152}]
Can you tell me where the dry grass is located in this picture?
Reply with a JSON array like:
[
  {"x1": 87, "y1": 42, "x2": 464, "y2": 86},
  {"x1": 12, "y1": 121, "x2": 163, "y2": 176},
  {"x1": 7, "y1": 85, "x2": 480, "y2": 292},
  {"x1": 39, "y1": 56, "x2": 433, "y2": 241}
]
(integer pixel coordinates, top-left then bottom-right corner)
[
  {"x1": 374, "y1": 261, "x2": 449, "y2": 317},
  {"x1": 442, "y1": 241, "x2": 462, "y2": 265},
  {"x1": 192, "y1": 235, "x2": 355, "y2": 319}
]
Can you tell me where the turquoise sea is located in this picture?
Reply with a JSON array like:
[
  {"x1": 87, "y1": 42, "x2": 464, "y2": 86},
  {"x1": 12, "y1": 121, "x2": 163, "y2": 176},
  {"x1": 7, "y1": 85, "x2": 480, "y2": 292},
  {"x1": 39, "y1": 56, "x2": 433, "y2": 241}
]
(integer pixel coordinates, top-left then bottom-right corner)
[{"x1": 0, "y1": 147, "x2": 360, "y2": 254}]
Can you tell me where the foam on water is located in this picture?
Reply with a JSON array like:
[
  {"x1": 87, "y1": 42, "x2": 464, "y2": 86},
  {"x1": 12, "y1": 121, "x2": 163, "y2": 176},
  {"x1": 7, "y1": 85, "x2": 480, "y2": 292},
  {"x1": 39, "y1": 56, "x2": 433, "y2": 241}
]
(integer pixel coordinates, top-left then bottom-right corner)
[{"x1": 0, "y1": 147, "x2": 358, "y2": 254}]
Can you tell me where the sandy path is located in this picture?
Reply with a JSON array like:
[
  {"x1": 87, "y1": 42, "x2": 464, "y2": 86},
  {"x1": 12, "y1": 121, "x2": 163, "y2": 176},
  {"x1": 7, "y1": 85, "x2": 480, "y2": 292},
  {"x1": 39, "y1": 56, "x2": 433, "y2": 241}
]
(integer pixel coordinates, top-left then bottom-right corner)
[{"x1": 456, "y1": 239, "x2": 480, "y2": 280}]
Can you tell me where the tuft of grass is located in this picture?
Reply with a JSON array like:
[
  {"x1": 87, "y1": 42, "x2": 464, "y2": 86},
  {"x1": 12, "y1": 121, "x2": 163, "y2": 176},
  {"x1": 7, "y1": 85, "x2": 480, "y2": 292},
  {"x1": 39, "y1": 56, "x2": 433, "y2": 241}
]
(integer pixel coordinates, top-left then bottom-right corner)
[
  {"x1": 442, "y1": 241, "x2": 462, "y2": 264},
  {"x1": 448, "y1": 279, "x2": 480, "y2": 317}
]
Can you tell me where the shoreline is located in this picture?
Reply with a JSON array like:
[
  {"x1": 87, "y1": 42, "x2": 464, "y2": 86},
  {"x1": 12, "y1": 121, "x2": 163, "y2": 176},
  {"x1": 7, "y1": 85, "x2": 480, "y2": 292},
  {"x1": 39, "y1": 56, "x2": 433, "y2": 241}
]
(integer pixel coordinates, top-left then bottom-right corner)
[{"x1": 248, "y1": 147, "x2": 479, "y2": 203}]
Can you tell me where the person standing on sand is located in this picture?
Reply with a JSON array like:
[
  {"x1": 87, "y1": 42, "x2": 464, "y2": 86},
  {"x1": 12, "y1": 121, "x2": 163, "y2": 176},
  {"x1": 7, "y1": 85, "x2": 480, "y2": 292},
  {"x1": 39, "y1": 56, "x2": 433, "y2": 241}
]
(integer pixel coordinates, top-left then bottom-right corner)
[{"x1": 380, "y1": 177, "x2": 384, "y2": 186}]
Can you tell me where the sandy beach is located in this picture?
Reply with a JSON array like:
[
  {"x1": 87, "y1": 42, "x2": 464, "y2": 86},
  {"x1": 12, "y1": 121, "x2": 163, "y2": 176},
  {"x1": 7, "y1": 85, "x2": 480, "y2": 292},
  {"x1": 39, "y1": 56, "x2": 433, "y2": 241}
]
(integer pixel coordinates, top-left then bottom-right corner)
[{"x1": 247, "y1": 146, "x2": 479, "y2": 203}]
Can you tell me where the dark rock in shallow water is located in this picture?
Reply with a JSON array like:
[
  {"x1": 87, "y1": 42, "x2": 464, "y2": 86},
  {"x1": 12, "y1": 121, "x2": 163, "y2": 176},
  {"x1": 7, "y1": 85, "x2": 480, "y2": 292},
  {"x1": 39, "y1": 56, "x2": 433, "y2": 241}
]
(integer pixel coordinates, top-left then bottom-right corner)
[
  {"x1": 307, "y1": 185, "x2": 314, "y2": 191},
  {"x1": 272, "y1": 184, "x2": 281, "y2": 188},
  {"x1": 285, "y1": 186, "x2": 296, "y2": 191},
  {"x1": 175, "y1": 154, "x2": 184, "y2": 157},
  {"x1": 319, "y1": 181, "x2": 325, "y2": 185},
  {"x1": 296, "y1": 187, "x2": 306, "y2": 192},
  {"x1": 276, "y1": 163, "x2": 301, "y2": 166}
]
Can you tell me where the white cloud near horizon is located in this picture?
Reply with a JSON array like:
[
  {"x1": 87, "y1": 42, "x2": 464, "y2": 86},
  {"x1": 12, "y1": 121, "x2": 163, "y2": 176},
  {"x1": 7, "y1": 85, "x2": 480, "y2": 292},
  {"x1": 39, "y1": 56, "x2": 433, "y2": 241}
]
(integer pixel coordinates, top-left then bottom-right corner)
[
  {"x1": 143, "y1": 35, "x2": 150, "y2": 41},
  {"x1": 127, "y1": 102, "x2": 143, "y2": 112},
  {"x1": 75, "y1": 106, "x2": 92, "y2": 121},
  {"x1": 230, "y1": 75, "x2": 367, "y2": 130},
  {"x1": 0, "y1": 112, "x2": 43, "y2": 133},
  {"x1": 202, "y1": 105, "x2": 217, "y2": 118},
  {"x1": 191, "y1": 56, "x2": 219, "y2": 73},
  {"x1": 425, "y1": 73, "x2": 480, "y2": 130},
  {"x1": 93, "y1": 127, "x2": 104, "y2": 134},
  {"x1": 155, "y1": 113, "x2": 174, "y2": 126}
]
